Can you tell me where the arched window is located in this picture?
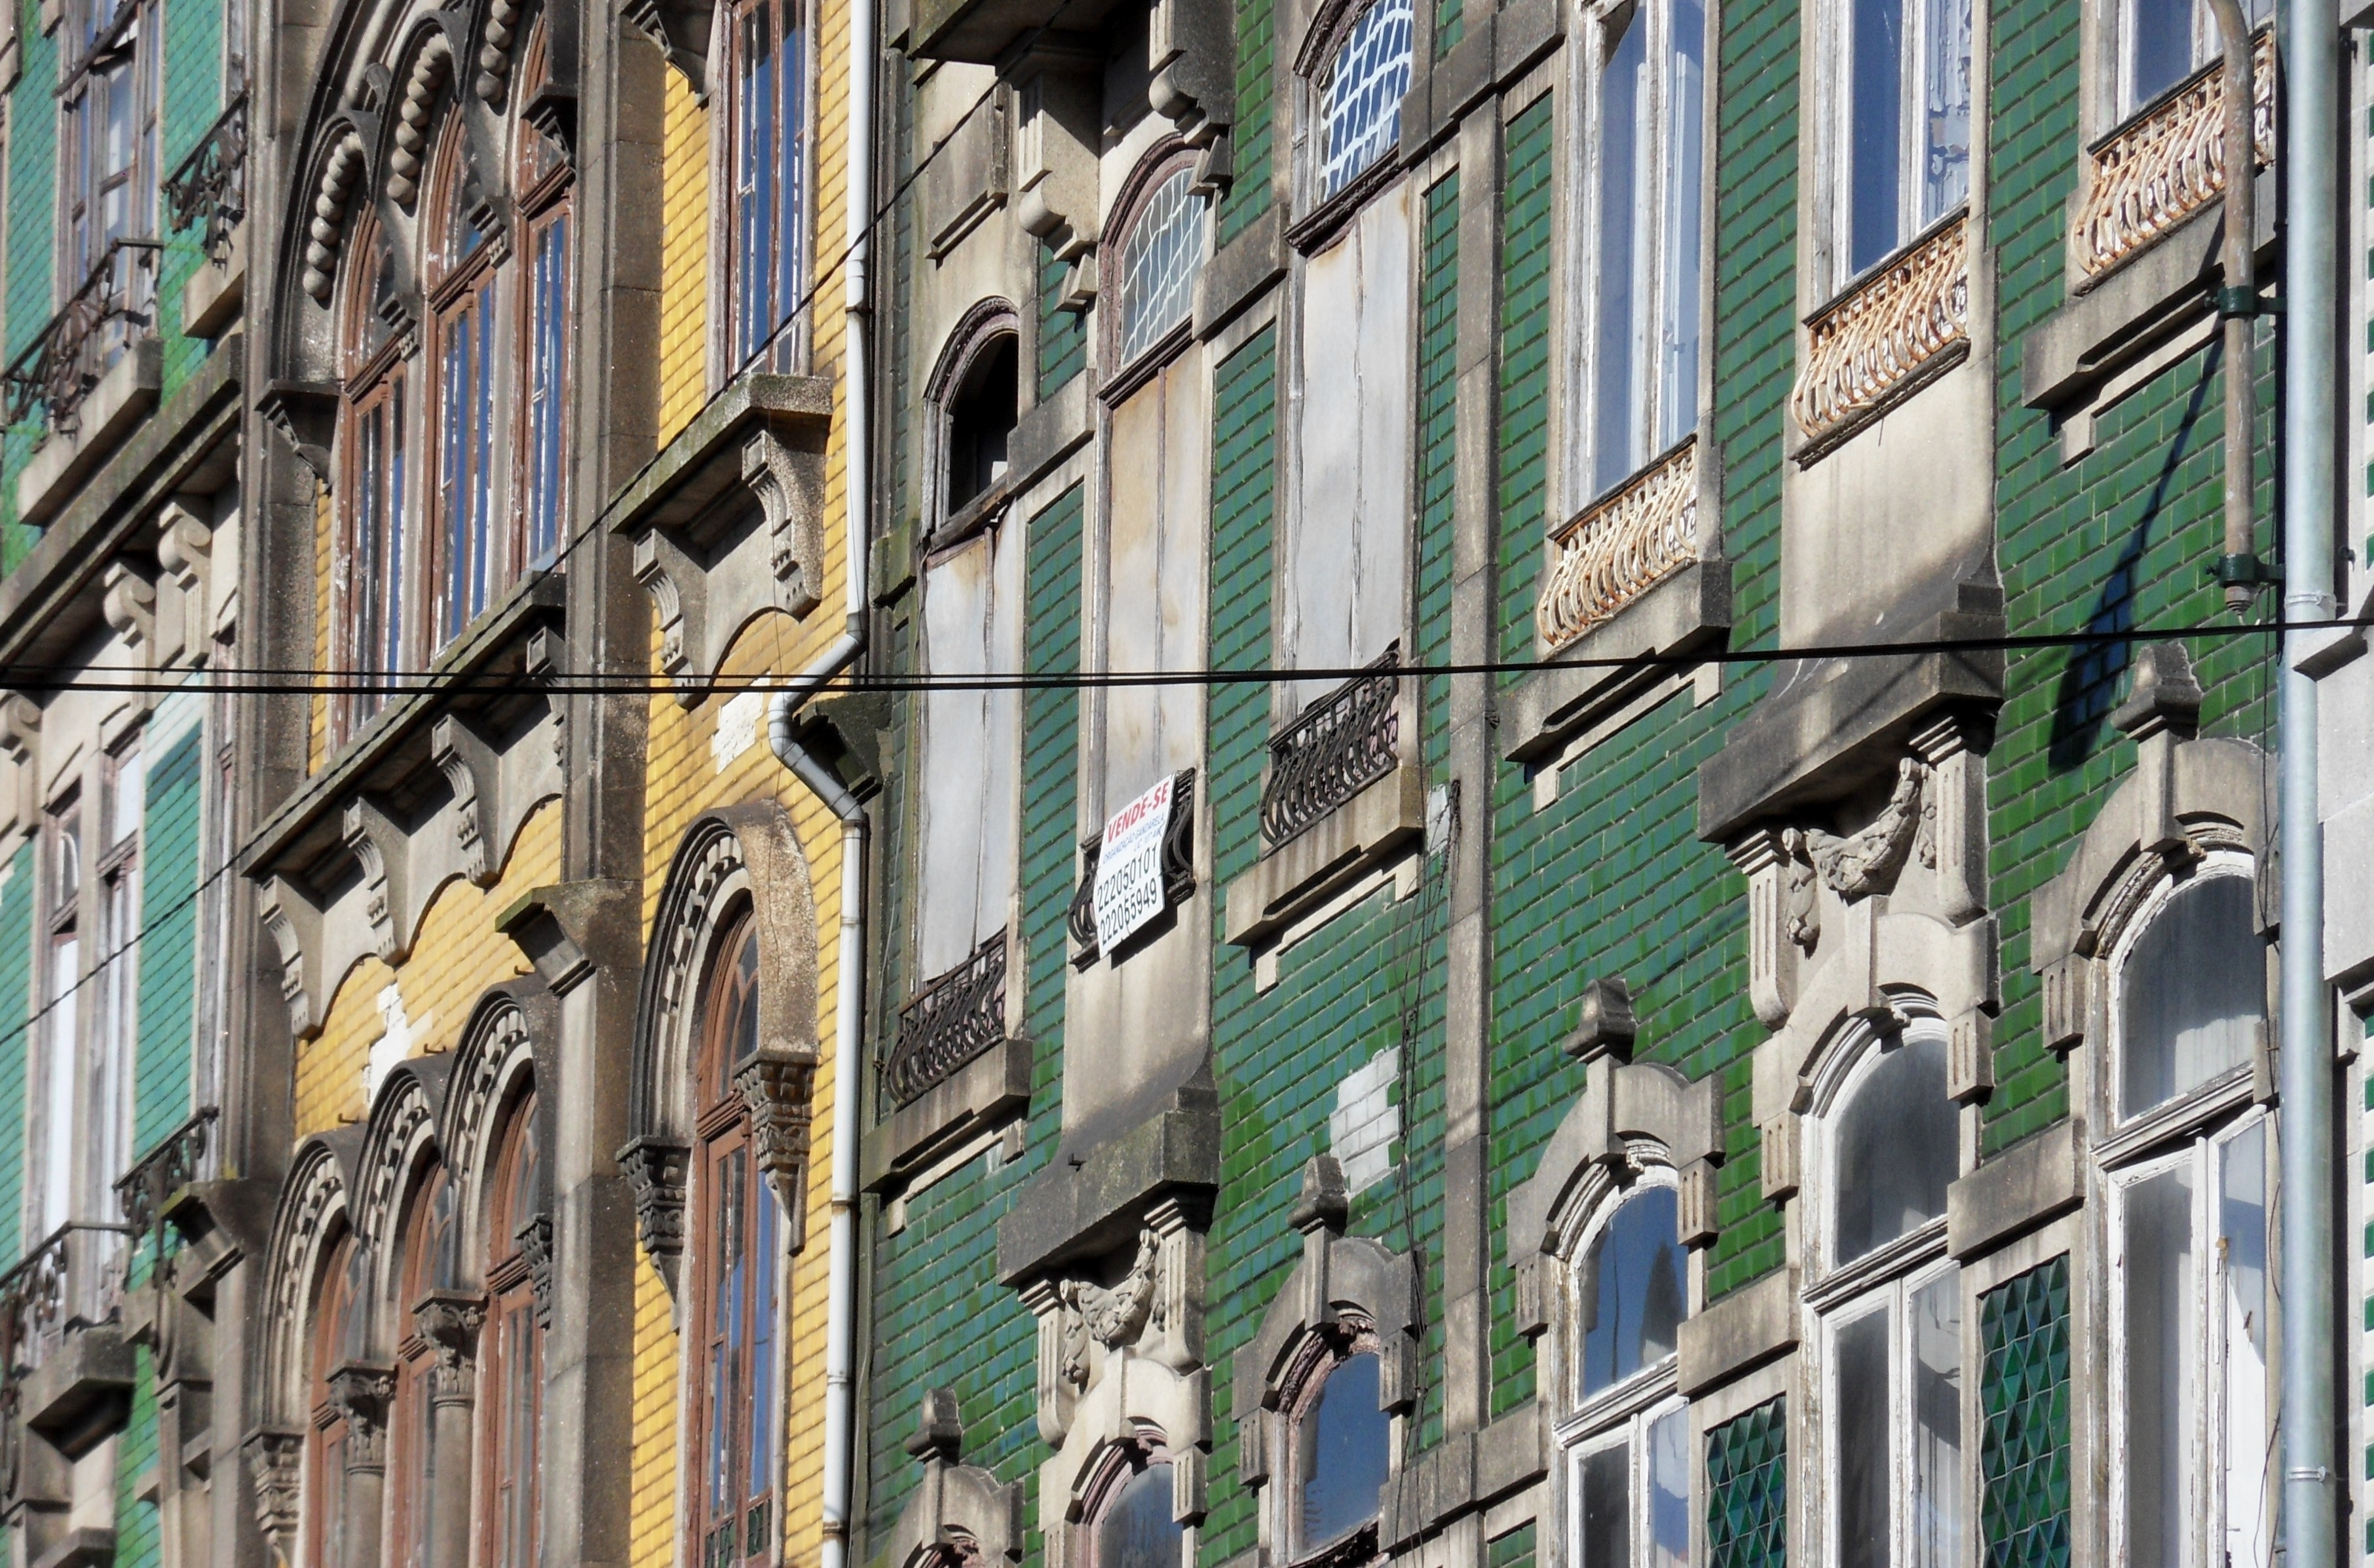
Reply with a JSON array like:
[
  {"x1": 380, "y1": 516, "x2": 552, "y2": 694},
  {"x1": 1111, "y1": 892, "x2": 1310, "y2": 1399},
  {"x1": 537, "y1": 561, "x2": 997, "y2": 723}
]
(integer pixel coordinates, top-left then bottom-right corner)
[
  {"x1": 1086, "y1": 1443, "x2": 1184, "y2": 1568},
  {"x1": 1815, "y1": 1016, "x2": 1961, "y2": 1568},
  {"x1": 388, "y1": 1173, "x2": 453, "y2": 1568},
  {"x1": 1112, "y1": 159, "x2": 1206, "y2": 367},
  {"x1": 428, "y1": 119, "x2": 502, "y2": 648},
  {"x1": 1564, "y1": 1181, "x2": 1688, "y2": 1568},
  {"x1": 478, "y1": 1092, "x2": 544, "y2": 1568},
  {"x1": 2101, "y1": 858, "x2": 2270, "y2": 1568},
  {"x1": 1576, "y1": 0, "x2": 1703, "y2": 498},
  {"x1": 1282, "y1": 1337, "x2": 1390, "y2": 1563},
  {"x1": 337, "y1": 215, "x2": 409, "y2": 741},
  {"x1": 688, "y1": 914, "x2": 782, "y2": 1568},
  {"x1": 306, "y1": 1231, "x2": 359, "y2": 1568},
  {"x1": 1313, "y1": 0, "x2": 1411, "y2": 200},
  {"x1": 725, "y1": 0, "x2": 808, "y2": 370},
  {"x1": 514, "y1": 22, "x2": 573, "y2": 570},
  {"x1": 942, "y1": 329, "x2": 1017, "y2": 520}
]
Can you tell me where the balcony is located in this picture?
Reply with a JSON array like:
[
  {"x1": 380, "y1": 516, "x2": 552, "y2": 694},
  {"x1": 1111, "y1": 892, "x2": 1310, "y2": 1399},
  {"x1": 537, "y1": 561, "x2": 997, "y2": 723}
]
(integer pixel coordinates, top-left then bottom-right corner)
[
  {"x1": 1790, "y1": 213, "x2": 1970, "y2": 457},
  {"x1": 1, "y1": 1221, "x2": 135, "y2": 1459},
  {"x1": 863, "y1": 935, "x2": 1031, "y2": 1197},
  {"x1": 114, "y1": 1106, "x2": 220, "y2": 1288},
  {"x1": 6, "y1": 239, "x2": 163, "y2": 525},
  {"x1": 1537, "y1": 440, "x2": 1701, "y2": 655},
  {"x1": 887, "y1": 935, "x2": 1009, "y2": 1107},
  {"x1": 2073, "y1": 31, "x2": 2272, "y2": 283},
  {"x1": 164, "y1": 93, "x2": 248, "y2": 339}
]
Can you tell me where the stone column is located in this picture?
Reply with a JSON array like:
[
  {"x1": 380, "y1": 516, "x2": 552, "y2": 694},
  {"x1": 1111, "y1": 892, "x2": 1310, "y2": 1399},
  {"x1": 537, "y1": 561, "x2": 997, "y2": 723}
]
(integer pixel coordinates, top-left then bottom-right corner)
[
  {"x1": 417, "y1": 1293, "x2": 485, "y2": 1568},
  {"x1": 327, "y1": 1365, "x2": 394, "y2": 1568}
]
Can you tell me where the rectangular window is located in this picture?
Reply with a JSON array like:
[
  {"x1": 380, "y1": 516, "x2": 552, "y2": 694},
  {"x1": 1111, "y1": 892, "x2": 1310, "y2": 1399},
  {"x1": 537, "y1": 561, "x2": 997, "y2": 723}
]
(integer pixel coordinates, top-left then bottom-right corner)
[
  {"x1": 35, "y1": 800, "x2": 80, "y2": 1236},
  {"x1": 2120, "y1": 0, "x2": 2269, "y2": 115},
  {"x1": 345, "y1": 371, "x2": 409, "y2": 738},
  {"x1": 520, "y1": 208, "x2": 570, "y2": 569},
  {"x1": 1102, "y1": 359, "x2": 1208, "y2": 810},
  {"x1": 730, "y1": 0, "x2": 808, "y2": 371},
  {"x1": 438, "y1": 276, "x2": 500, "y2": 646},
  {"x1": 92, "y1": 739, "x2": 140, "y2": 1212},
  {"x1": 1581, "y1": 0, "x2": 1703, "y2": 496},
  {"x1": 1835, "y1": 0, "x2": 1969, "y2": 280},
  {"x1": 1573, "y1": 1402, "x2": 1687, "y2": 1568},
  {"x1": 1824, "y1": 1263, "x2": 1961, "y2": 1568},
  {"x1": 916, "y1": 524, "x2": 1024, "y2": 980}
]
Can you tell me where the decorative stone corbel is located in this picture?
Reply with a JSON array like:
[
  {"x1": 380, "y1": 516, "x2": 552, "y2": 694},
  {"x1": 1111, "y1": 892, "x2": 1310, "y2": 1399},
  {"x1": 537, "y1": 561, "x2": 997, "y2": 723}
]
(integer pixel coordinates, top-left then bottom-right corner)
[
  {"x1": 883, "y1": 1391, "x2": 1025, "y2": 1568},
  {"x1": 615, "y1": 1135, "x2": 690, "y2": 1295},
  {"x1": 1144, "y1": 1197, "x2": 1205, "y2": 1373},
  {"x1": 242, "y1": 1427, "x2": 305, "y2": 1564},
  {"x1": 732, "y1": 1044, "x2": 820, "y2": 1252},
  {"x1": 620, "y1": 0, "x2": 710, "y2": 96},
  {"x1": 101, "y1": 561, "x2": 157, "y2": 662},
  {"x1": 1796, "y1": 758, "x2": 1926, "y2": 898},
  {"x1": 1558, "y1": 978, "x2": 1636, "y2": 1062},
  {"x1": 631, "y1": 527, "x2": 696, "y2": 686},
  {"x1": 2040, "y1": 953, "x2": 2089, "y2": 1055},
  {"x1": 1009, "y1": 48, "x2": 1103, "y2": 296},
  {"x1": 515, "y1": 1214, "x2": 554, "y2": 1326},
  {"x1": 257, "y1": 381, "x2": 339, "y2": 485},
  {"x1": 1019, "y1": 1277, "x2": 1074, "y2": 1444},
  {"x1": 430, "y1": 713, "x2": 500, "y2": 886},
  {"x1": 0, "y1": 694, "x2": 40, "y2": 841},
  {"x1": 341, "y1": 796, "x2": 413, "y2": 962},
  {"x1": 1910, "y1": 715, "x2": 1989, "y2": 925},
  {"x1": 326, "y1": 1364, "x2": 396, "y2": 1470},
  {"x1": 1948, "y1": 1007, "x2": 1994, "y2": 1104},
  {"x1": 1148, "y1": 0, "x2": 1233, "y2": 192},
  {"x1": 415, "y1": 1292, "x2": 485, "y2": 1404},
  {"x1": 1727, "y1": 829, "x2": 1798, "y2": 1028},
  {"x1": 2111, "y1": 641, "x2": 2204, "y2": 865},
  {"x1": 155, "y1": 502, "x2": 215, "y2": 668},
  {"x1": 257, "y1": 876, "x2": 324, "y2": 1039},
  {"x1": 1758, "y1": 1111, "x2": 1800, "y2": 1203},
  {"x1": 743, "y1": 428, "x2": 825, "y2": 620},
  {"x1": 1289, "y1": 1156, "x2": 1347, "y2": 1337}
]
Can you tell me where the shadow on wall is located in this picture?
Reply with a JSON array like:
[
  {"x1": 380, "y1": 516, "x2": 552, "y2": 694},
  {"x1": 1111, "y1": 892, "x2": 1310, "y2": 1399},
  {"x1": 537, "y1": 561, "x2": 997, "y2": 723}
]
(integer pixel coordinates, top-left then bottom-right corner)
[{"x1": 2046, "y1": 341, "x2": 2221, "y2": 770}]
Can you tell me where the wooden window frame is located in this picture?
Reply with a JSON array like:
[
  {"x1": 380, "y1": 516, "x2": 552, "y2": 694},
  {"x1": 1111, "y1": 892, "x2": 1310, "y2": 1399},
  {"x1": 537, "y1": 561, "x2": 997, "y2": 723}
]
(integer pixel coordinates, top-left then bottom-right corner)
[
  {"x1": 336, "y1": 214, "x2": 413, "y2": 747},
  {"x1": 513, "y1": 24, "x2": 573, "y2": 574},
  {"x1": 386, "y1": 1174, "x2": 449, "y2": 1568},
  {"x1": 424, "y1": 115, "x2": 506, "y2": 654},
  {"x1": 478, "y1": 1092, "x2": 545, "y2": 1568},
  {"x1": 307, "y1": 1231, "x2": 358, "y2": 1568},
  {"x1": 720, "y1": 0, "x2": 812, "y2": 377}
]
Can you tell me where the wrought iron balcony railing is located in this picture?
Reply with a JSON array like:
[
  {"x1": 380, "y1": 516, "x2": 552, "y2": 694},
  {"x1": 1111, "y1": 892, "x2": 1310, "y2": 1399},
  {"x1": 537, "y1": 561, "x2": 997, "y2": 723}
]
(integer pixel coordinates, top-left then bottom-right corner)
[
  {"x1": 1260, "y1": 645, "x2": 1402, "y2": 848},
  {"x1": 1068, "y1": 769, "x2": 1197, "y2": 964},
  {"x1": 164, "y1": 92, "x2": 248, "y2": 265},
  {"x1": 2, "y1": 238, "x2": 161, "y2": 434},
  {"x1": 114, "y1": 1105, "x2": 219, "y2": 1286},
  {"x1": 0, "y1": 1220, "x2": 132, "y2": 1376},
  {"x1": 884, "y1": 934, "x2": 1008, "y2": 1107}
]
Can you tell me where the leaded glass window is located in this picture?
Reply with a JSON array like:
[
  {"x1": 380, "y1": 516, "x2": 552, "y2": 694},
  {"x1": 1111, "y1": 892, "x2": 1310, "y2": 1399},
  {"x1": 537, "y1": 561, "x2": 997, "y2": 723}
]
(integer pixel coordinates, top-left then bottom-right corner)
[
  {"x1": 1834, "y1": 0, "x2": 1969, "y2": 278},
  {"x1": 1115, "y1": 164, "x2": 1207, "y2": 365},
  {"x1": 1317, "y1": 0, "x2": 1412, "y2": 200}
]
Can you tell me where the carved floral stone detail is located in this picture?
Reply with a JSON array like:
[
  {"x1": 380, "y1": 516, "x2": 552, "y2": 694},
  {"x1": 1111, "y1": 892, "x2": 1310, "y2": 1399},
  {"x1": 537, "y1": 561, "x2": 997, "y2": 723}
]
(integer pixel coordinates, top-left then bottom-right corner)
[
  {"x1": 1792, "y1": 758, "x2": 1927, "y2": 899},
  {"x1": 1537, "y1": 436, "x2": 1699, "y2": 651},
  {"x1": 326, "y1": 1364, "x2": 396, "y2": 1470},
  {"x1": 415, "y1": 1293, "x2": 486, "y2": 1404},
  {"x1": 1791, "y1": 214, "x2": 1970, "y2": 445},
  {"x1": 733, "y1": 1047, "x2": 819, "y2": 1252},
  {"x1": 245, "y1": 1427, "x2": 305, "y2": 1563},
  {"x1": 616, "y1": 1135, "x2": 690, "y2": 1293}
]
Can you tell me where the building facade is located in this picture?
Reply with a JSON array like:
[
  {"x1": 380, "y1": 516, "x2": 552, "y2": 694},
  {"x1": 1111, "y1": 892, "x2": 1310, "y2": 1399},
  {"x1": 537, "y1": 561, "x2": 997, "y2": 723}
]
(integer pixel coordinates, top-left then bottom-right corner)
[{"x1": 0, "y1": 0, "x2": 2363, "y2": 1566}]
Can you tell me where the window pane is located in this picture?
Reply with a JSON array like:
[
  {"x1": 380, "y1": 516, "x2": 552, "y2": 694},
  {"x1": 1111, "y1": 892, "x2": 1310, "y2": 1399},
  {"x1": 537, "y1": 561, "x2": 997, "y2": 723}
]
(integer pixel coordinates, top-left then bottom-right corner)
[
  {"x1": 2220, "y1": 1123, "x2": 2270, "y2": 1568},
  {"x1": 1832, "y1": 1029, "x2": 1957, "y2": 1263},
  {"x1": 1646, "y1": 1406, "x2": 1689, "y2": 1568},
  {"x1": 2123, "y1": 1162, "x2": 2196, "y2": 1568},
  {"x1": 2121, "y1": 874, "x2": 2261, "y2": 1117},
  {"x1": 1298, "y1": 1352, "x2": 1389, "y2": 1550},
  {"x1": 1577, "y1": 1440, "x2": 1630, "y2": 1568},
  {"x1": 1919, "y1": 0, "x2": 1970, "y2": 224},
  {"x1": 2128, "y1": 0, "x2": 2197, "y2": 108},
  {"x1": 1579, "y1": 1186, "x2": 1686, "y2": 1398},
  {"x1": 1592, "y1": 8, "x2": 1648, "y2": 495},
  {"x1": 1834, "y1": 1305, "x2": 1891, "y2": 1568},
  {"x1": 1849, "y1": 0, "x2": 1904, "y2": 272},
  {"x1": 1318, "y1": 0, "x2": 1412, "y2": 198},
  {"x1": 1909, "y1": 1272, "x2": 1961, "y2": 1568},
  {"x1": 1116, "y1": 170, "x2": 1206, "y2": 364},
  {"x1": 1656, "y1": 0, "x2": 1705, "y2": 455},
  {"x1": 1099, "y1": 1465, "x2": 1182, "y2": 1568}
]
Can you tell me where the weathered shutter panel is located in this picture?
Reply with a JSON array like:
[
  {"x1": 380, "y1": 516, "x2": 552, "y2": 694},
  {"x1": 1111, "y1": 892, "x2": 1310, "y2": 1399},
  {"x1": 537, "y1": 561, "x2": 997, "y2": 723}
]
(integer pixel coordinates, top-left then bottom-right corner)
[
  {"x1": 918, "y1": 527, "x2": 1025, "y2": 979},
  {"x1": 1104, "y1": 358, "x2": 1209, "y2": 808}
]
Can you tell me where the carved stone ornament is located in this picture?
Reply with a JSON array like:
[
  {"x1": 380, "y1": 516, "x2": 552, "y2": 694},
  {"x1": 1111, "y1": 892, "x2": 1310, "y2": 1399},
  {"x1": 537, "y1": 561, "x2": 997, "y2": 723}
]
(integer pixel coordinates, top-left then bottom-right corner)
[
  {"x1": 257, "y1": 380, "x2": 339, "y2": 486},
  {"x1": 616, "y1": 1135, "x2": 690, "y2": 1293},
  {"x1": 745, "y1": 427, "x2": 825, "y2": 620},
  {"x1": 430, "y1": 714, "x2": 500, "y2": 887},
  {"x1": 1022, "y1": 1203, "x2": 1206, "y2": 1446},
  {"x1": 516, "y1": 1213, "x2": 555, "y2": 1326},
  {"x1": 415, "y1": 1292, "x2": 486, "y2": 1405},
  {"x1": 733, "y1": 1045, "x2": 820, "y2": 1252},
  {"x1": 244, "y1": 1427, "x2": 306, "y2": 1563},
  {"x1": 384, "y1": 33, "x2": 453, "y2": 206},
  {"x1": 1790, "y1": 758, "x2": 1927, "y2": 900},
  {"x1": 1792, "y1": 214, "x2": 1970, "y2": 447},
  {"x1": 326, "y1": 1365, "x2": 396, "y2": 1470},
  {"x1": 1537, "y1": 436, "x2": 1700, "y2": 652}
]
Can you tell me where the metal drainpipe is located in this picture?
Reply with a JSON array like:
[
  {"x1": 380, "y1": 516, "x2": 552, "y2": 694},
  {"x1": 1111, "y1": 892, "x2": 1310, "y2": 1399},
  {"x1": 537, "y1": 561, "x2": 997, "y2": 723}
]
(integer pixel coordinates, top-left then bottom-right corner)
[
  {"x1": 2278, "y1": 0, "x2": 2339, "y2": 1555},
  {"x1": 2210, "y1": 0, "x2": 2263, "y2": 613},
  {"x1": 768, "y1": 0, "x2": 875, "y2": 1561}
]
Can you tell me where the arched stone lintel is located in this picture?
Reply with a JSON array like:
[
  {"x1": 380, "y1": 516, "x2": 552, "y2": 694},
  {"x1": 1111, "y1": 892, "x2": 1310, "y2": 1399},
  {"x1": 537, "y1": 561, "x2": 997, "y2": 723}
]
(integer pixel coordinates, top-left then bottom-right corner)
[
  {"x1": 1504, "y1": 1058, "x2": 1722, "y2": 1274},
  {"x1": 257, "y1": 1129, "x2": 362, "y2": 1432},
  {"x1": 1037, "y1": 1352, "x2": 1207, "y2": 1568}
]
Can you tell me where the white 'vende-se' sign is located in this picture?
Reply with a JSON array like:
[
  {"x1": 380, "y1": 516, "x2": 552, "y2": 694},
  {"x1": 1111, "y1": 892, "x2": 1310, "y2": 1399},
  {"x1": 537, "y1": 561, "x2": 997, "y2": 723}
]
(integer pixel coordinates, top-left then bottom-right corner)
[{"x1": 1092, "y1": 773, "x2": 1177, "y2": 956}]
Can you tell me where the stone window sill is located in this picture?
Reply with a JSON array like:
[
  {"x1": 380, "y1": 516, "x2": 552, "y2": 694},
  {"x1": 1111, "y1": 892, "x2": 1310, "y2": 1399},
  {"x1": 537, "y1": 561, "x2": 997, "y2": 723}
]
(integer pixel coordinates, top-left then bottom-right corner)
[
  {"x1": 18, "y1": 335, "x2": 161, "y2": 527},
  {"x1": 1222, "y1": 757, "x2": 1424, "y2": 952},
  {"x1": 1506, "y1": 557, "x2": 1731, "y2": 775},
  {"x1": 861, "y1": 1030, "x2": 1032, "y2": 1196}
]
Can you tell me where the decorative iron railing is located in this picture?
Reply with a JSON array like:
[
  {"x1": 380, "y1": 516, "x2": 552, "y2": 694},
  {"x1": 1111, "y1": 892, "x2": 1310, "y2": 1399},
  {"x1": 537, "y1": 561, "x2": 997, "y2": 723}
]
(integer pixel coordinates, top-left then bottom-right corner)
[
  {"x1": 884, "y1": 934, "x2": 1009, "y2": 1106},
  {"x1": 1537, "y1": 439, "x2": 1699, "y2": 651},
  {"x1": 164, "y1": 92, "x2": 248, "y2": 265},
  {"x1": 2074, "y1": 30, "x2": 2274, "y2": 279},
  {"x1": 1069, "y1": 769, "x2": 1198, "y2": 963},
  {"x1": 1260, "y1": 646, "x2": 1402, "y2": 847},
  {"x1": 1791, "y1": 214, "x2": 1970, "y2": 445},
  {"x1": 0, "y1": 1220, "x2": 132, "y2": 1375},
  {"x1": 3, "y1": 238, "x2": 162, "y2": 433},
  {"x1": 114, "y1": 1105, "x2": 218, "y2": 1286}
]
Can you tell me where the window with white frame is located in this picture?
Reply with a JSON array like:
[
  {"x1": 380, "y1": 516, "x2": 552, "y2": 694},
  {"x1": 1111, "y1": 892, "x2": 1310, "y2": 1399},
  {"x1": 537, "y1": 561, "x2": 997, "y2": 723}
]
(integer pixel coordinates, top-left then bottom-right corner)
[
  {"x1": 1561, "y1": 1180, "x2": 1689, "y2": 1568},
  {"x1": 34, "y1": 796, "x2": 80, "y2": 1237},
  {"x1": 1313, "y1": 0, "x2": 1413, "y2": 202},
  {"x1": 2115, "y1": 0, "x2": 2269, "y2": 118},
  {"x1": 91, "y1": 737, "x2": 141, "y2": 1212},
  {"x1": 1114, "y1": 160, "x2": 1207, "y2": 368},
  {"x1": 1812, "y1": 1015, "x2": 1963, "y2": 1568},
  {"x1": 1827, "y1": 0, "x2": 1970, "y2": 282},
  {"x1": 1277, "y1": 1330, "x2": 1391, "y2": 1564},
  {"x1": 1575, "y1": 0, "x2": 1704, "y2": 500},
  {"x1": 2101, "y1": 860, "x2": 2272, "y2": 1568}
]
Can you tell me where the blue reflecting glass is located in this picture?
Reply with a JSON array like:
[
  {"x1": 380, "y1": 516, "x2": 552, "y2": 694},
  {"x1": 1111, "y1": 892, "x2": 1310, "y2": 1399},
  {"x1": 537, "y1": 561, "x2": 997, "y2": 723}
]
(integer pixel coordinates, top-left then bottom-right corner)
[
  {"x1": 1833, "y1": 1029, "x2": 1957, "y2": 1263},
  {"x1": 1098, "y1": 1465, "x2": 1182, "y2": 1568},
  {"x1": 1116, "y1": 168, "x2": 1206, "y2": 363},
  {"x1": 1849, "y1": 0, "x2": 1903, "y2": 272},
  {"x1": 1580, "y1": 1187, "x2": 1686, "y2": 1398},
  {"x1": 1297, "y1": 1353, "x2": 1388, "y2": 1552},
  {"x1": 1592, "y1": 7, "x2": 1647, "y2": 495}
]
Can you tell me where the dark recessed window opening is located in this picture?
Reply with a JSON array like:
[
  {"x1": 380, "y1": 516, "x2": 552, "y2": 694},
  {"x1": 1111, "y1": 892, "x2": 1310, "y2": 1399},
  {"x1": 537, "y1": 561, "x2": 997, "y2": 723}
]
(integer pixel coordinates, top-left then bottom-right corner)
[{"x1": 946, "y1": 333, "x2": 1018, "y2": 515}]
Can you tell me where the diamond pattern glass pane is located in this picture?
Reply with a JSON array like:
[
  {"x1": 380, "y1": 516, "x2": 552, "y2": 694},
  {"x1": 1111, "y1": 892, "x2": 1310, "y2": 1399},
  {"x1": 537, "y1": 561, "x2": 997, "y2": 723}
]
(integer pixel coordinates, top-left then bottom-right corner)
[
  {"x1": 1979, "y1": 1256, "x2": 2071, "y2": 1568},
  {"x1": 1705, "y1": 1396, "x2": 1786, "y2": 1568},
  {"x1": 1319, "y1": 0, "x2": 1412, "y2": 198},
  {"x1": 1116, "y1": 167, "x2": 1207, "y2": 365}
]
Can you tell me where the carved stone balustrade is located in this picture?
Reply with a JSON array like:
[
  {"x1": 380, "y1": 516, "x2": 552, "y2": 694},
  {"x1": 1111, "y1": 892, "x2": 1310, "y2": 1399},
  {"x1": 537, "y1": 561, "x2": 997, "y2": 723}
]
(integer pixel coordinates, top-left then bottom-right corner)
[
  {"x1": 1537, "y1": 439, "x2": 1699, "y2": 652},
  {"x1": 887, "y1": 932, "x2": 1009, "y2": 1108},
  {"x1": 1260, "y1": 646, "x2": 1401, "y2": 847},
  {"x1": 2073, "y1": 31, "x2": 2273, "y2": 280},
  {"x1": 1790, "y1": 214, "x2": 1970, "y2": 449}
]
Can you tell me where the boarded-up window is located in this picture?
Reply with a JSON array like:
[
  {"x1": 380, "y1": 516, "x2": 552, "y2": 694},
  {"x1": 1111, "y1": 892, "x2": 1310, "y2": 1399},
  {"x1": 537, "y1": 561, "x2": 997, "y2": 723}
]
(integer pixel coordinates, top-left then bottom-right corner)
[
  {"x1": 1102, "y1": 356, "x2": 1209, "y2": 808},
  {"x1": 1289, "y1": 182, "x2": 1411, "y2": 699},
  {"x1": 917, "y1": 522, "x2": 1025, "y2": 979}
]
